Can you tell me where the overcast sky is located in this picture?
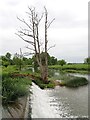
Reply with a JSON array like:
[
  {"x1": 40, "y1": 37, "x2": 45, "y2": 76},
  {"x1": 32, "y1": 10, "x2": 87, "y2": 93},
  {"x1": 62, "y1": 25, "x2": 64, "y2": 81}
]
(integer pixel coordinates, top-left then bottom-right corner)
[{"x1": 0, "y1": 0, "x2": 88, "y2": 63}]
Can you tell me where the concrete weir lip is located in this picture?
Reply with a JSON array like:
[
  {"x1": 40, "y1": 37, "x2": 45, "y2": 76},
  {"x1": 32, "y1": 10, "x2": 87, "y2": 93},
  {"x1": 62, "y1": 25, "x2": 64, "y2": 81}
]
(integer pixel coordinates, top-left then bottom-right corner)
[
  {"x1": 24, "y1": 95, "x2": 30, "y2": 119},
  {"x1": 31, "y1": 82, "x2": 60, "y2": 118},
  {"x1": 2, "y1": 94, "x2": 30, "y2": 119}
]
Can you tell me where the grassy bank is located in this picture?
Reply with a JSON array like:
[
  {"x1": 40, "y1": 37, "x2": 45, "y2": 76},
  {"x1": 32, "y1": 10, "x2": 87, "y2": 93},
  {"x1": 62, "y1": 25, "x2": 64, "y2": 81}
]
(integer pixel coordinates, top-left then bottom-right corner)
[
  {"x1": 49, "y1": 64, "x2": 89, "y2": 74},
  {"x1": 1, "y1": 66, "x2": 32, "y2": 105},
  {"x1": 32, "y1": 78, "x2": 55, "y2": 89}
]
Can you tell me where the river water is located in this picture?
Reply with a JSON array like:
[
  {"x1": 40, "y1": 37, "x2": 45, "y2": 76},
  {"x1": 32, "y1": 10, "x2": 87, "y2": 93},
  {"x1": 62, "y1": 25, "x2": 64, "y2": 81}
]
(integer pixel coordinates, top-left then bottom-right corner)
[{"x1": 31, "y1": 70, "x2": 89, "y2": 119}]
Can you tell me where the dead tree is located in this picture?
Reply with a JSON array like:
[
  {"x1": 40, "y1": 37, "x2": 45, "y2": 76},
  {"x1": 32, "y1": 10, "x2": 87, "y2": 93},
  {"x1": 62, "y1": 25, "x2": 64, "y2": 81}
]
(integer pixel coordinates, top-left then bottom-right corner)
[{"x1": 16, "y1": 7, "x2": 55, "y2": 83}]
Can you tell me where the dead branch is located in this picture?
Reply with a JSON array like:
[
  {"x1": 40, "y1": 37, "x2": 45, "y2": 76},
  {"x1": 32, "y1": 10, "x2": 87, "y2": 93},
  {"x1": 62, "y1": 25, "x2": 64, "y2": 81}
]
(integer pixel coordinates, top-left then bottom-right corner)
[
  {"x1": 26, "y1": 46, "x2": 35, "y2": 51},
  {"x1": 17, "y1": 17, "x2": 33, "y2": 30},
  {"x1": 15, "y1": 33, "x2": 34, "y2": 46},
  {"x1": 23, "y1": 52, "x2": 34, "y2": 56},
  {"x1": 47, "y1": 18, "x2": 55, "y2": 28},
  {"x1": 20, "y1": 27, "x2": 32, "y2": 33},
  {"x1": 26, "y1": 12, "x2": 32, "y2": 16},
  {"x1": 18, "y1": 30, "x2": 33, "y2": 38},
  {"x1": 47, "y1": 44, "x2": 56, "y2": 51},
  {"x1": 38, "y1": 12, "x2": 44, "y2": 23}
]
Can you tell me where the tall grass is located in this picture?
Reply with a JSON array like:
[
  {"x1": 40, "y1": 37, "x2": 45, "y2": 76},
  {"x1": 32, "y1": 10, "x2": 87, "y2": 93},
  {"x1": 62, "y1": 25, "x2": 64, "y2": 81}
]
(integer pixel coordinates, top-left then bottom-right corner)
[{"x1": 2, "y1": 76, "x2": 32, "y2": 105}]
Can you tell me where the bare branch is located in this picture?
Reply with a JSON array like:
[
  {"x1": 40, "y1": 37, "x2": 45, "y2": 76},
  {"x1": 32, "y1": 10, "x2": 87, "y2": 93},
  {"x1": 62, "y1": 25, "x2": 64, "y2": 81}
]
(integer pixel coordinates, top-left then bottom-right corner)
[
  {"x1": 26, "y1": 46, "x2": 35, "y2": 51},
  {"x1": 15, "y1": 33, "x2": 34, "y2": 46},
  {"x1": 18, "y1": 30, "x2": 33, "y2": 38},
  {"x1": 23, "y1": 52, "x2": 34, "y2": 56},
  {"x1": 47, "y1": 44, "x2": 56, "y2": 51},
  {"x1": 17, "y1": 17, "x2": 33, "y2": 30},
  {"x1": 28, "y1": 6, "x2": 35, "y2": 13},
  {"x1": 47, "y1": 18, "x2": 55, "y2": 28},
  {"x1": 38, "y1": 12, "x2": 44, "y2": 23},
  {"x1": 26, "y1": 12, "x2": 32, "y2": 16},
  {"x1": 20, "y1": 27, "x2": 32, "y2": 32},
  {"x1": 44, "y1": 6, "x2": 48, "y2": 14}
]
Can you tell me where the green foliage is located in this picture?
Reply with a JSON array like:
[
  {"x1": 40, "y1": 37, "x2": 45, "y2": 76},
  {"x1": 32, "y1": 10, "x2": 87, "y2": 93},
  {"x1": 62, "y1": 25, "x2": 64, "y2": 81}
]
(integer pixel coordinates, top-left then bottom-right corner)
[
  {"x1": 2, "y1": 76, "x2": 32, "y2": 105},
  {"x1": 65, "y1": 77, "x2": 88, "y2": 87},
  {"x1": 5, "y1": 52, "x2": 11, "y2": 60},
  {"x1": 84, "y1": 57, "x2": 90, "y2": 64},
  {"x1": 46, "y1": 82, "x2": 55, "y2": 88},
  {"x1": 49, "y1": 64, "x2": 89, "y2": 71},
  {"x1": 49, "y1": 56, "x2": 57, "y2": 65},
  {"x1": 49, "y1": 69, "x2": 88, "y2": 87},
  {"x1": 0, "y1": 52, "x2": 12, "y2": 67},
  {"x1": 32, "y1": 52, "x2": 58, "y2": 68},
  {"x1": 23, "y1": 57, "x2": 32, "y2": 65},
  {"x1": 13, "y1": 56, "x2": 22, "y2": 65},
  {"x1": 32, "y1": 78, "x2": 55, "y2": 89},
  {"x1": 1, "y1": 65, "x2": 32, "y2": 105},
  {"x1": 2, "y1": 61, "x2": 10, "y2": 67},
  {"x1": 58, "y1": 59, "x2": 66, "y2": 66}
]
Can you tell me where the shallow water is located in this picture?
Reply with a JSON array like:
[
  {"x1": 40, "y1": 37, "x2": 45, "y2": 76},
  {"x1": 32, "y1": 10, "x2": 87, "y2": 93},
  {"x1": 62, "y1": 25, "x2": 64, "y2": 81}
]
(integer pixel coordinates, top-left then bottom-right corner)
[{"x1": 30, "y1": 70, "x2": 89, "y2": 118}]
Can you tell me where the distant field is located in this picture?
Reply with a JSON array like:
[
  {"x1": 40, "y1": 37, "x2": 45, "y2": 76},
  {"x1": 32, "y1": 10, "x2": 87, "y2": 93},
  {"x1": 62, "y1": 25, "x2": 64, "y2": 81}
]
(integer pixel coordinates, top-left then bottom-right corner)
[{"x1": 49, "y1": 64, "x2": 89, "y2": 74}]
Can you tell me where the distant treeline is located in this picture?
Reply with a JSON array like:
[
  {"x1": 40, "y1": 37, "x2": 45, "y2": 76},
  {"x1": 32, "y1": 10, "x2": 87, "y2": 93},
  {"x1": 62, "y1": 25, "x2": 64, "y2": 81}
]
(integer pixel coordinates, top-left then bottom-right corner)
[{"x1": 0, "y1": 52, "x2": 90, "y2": 68}]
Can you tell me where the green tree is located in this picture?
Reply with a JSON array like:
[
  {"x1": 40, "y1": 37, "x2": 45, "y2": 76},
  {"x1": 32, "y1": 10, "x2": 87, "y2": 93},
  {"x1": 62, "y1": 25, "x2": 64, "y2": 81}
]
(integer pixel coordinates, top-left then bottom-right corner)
[
  {"x1": 58, "y1": 59, "x2": 66, "y2": 66},
  {"x1": 1, "y1": 56, "x2": 10, "y2": 67},
  {"x1": 13, "y1": 53, "x2": 23, "y2": 70},
  {"x1": 5, "y1": 52, "x2": 11, "y2": 60},
  {"x1": 84, "y1": 57, "x2": 90, "y2": 64},
  {"x1": 23, "y1": 57, "x2": 32, "y2": 65},
  {"x1": 50, "y1": 56, "x2": 57, "y2": 65}
]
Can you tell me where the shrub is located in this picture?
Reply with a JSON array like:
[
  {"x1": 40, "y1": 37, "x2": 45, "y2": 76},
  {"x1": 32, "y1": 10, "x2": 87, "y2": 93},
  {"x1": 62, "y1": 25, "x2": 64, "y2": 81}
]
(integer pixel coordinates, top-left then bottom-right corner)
[{"x1": 65, "y1": 77, "x2": 88, "y2": 87}]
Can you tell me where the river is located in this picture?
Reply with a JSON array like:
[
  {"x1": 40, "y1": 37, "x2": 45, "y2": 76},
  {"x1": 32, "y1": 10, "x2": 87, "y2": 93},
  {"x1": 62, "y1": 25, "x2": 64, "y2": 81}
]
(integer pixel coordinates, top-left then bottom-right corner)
[{"x1": 31, "y1": 70, "x2": 89, "y2": 119}]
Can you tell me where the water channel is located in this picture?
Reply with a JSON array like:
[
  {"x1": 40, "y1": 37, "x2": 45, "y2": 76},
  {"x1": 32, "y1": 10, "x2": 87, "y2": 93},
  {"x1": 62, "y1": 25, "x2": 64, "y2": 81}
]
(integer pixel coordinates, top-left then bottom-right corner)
[{"x1": 31, "y1": 69, "x2": 89, "y2": 119}]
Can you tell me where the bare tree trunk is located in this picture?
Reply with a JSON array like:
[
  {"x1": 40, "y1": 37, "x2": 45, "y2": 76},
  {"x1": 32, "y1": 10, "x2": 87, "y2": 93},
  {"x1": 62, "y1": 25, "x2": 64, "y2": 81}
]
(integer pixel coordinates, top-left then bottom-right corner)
[
  {"x1": 44, "y1": 7, "x2": 48, "y2": 83},
  {"x1": 16, "y1": 7, "x2": 54, "y2": 83},
  {"x1": 19, "y1": 48, "x2": 22, "y2": 71}
]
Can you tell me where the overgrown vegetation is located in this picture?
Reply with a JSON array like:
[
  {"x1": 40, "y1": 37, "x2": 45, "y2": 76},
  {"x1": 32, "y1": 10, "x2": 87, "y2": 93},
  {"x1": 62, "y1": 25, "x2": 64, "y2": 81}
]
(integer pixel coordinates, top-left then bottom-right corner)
[
  {"x1": 32, "y1": 78, "x2": 55, "y2": 89},
  {"x1": 60, "y1": 75, "x2": 88, "y2": 87},
  {"x1": 2, "y1": 77, "x2": 32, "y2": 105},
  {"x1": 1, "y1": 66, "x2": 32, "y2": 105},
  {"x1": 49, "y1": 71, "x2": 89, "y2": 87},
  {"x1": 65, "y1": 77, "x2": 88, "y2": 87}
]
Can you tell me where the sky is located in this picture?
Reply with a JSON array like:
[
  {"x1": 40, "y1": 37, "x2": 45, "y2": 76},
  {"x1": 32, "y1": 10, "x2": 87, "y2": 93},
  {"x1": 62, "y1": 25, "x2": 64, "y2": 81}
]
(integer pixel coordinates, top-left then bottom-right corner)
[{"x1": 0, "y1": 0, "x2": 89, "y2": 63}]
